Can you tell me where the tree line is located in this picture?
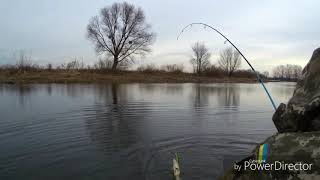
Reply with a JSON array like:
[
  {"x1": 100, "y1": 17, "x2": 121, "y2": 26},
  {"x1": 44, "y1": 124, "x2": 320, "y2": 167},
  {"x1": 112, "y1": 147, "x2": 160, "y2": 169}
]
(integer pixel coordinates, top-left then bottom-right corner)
[
  {"x1": 86, "y1": 1, "x2": 242, "y2": 77},
  {"x1": 189, "y1": 42, "x2": 241, "y2": 77},
  {"x1": 272, "y1": 64, "x2": 302, "y2": 81},
  {"x1": 0, "y1": 1, "x2": 303, "y2": 81}
]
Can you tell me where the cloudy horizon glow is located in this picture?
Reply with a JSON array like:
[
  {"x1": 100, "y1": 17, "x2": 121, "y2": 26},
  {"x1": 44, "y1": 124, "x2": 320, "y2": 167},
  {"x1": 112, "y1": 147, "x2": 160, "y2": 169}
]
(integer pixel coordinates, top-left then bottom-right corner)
[{"x1": 0, "y1": 0, "x2": 319, "y2": 73}]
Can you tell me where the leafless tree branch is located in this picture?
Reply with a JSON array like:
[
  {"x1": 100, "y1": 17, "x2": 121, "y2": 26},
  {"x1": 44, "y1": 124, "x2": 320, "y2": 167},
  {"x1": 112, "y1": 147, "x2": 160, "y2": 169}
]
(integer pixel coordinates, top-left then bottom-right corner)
[
  {"x1": 190, "y1": 42, "x2": 211, "y2": 75},
  {"x1": 218, "y1": 47, "x2": 241, "y2": 77},
  {"x1": 87, "y1": 2, "x2": 155, "y2": 70}
]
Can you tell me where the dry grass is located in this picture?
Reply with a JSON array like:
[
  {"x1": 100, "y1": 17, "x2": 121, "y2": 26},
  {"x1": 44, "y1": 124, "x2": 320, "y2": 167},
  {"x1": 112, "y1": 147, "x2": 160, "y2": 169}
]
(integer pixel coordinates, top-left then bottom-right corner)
[
  {"x1": 0, "y1": 70, "x2": 260, "y2": 84},
  {"x1": 0, "y1": 60, "x2": 263, "y2": 84}
]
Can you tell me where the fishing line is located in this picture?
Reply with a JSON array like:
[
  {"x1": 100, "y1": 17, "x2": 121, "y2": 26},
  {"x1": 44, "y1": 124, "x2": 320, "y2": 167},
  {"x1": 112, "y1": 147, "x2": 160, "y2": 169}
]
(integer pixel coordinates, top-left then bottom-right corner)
[{"x1": 177, "y1": 22, "x2": 277, "y2": 111}]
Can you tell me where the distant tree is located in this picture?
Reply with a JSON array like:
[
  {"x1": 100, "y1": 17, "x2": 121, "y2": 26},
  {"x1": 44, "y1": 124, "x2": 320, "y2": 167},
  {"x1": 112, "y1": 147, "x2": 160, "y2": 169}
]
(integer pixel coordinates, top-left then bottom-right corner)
[
  {"x1": 284, "y1": 64, "x2": 293, "y2": 79},
  {"x1": 66, "y1": 58, "x2": 84, "y2": 70},
  {"x1": 87, "y1": 2, "x2": 156, "y2": 70},
  {"x1": 16, "y1": 50, "x2": 32, "y2": 70},
  {"x1": 161, "y1": 64, "x2": 184, "y2": 73},
  {"x1": 262, "y1": 71, "x2": 269, "y2": 78},
  {"x1": 292, "y1": 65, "x2": 302, "y2": 80},
  {"x1": 272, "y1": 64, "x2": 302, "y2": 81},
  {"x1": 218, "y1": 47, "x2": 241, "y2": 77},
  {"x1": 94, "y1": 57, "x2": 113, "y2": 70},
  {"x1": 46, "y1": 63, "x2": 52, "y2": 71},
  {"x1": 190, "y1": 42, "x2": 211, "y2": 75},
  {"x1": 273, "y1": 65, "x2": 285, "y2": 79}
]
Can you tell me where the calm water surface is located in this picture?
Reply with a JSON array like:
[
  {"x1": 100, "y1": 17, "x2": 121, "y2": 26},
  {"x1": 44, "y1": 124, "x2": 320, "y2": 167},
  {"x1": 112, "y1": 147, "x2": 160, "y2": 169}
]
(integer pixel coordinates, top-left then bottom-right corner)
[{"x1": 0, "y1": 82, "x2": 295, "y2": 180}]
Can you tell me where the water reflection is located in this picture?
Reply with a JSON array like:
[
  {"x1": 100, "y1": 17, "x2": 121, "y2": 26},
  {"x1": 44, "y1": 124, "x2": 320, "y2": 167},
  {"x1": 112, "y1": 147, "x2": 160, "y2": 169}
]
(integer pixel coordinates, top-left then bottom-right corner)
[
  {"x1": 0, "y1": 82, "x2": 295, "y2": 180},
  {"x1": 85, "y1": 84, "x2": 139, "y2": 151},
  {"x1": 192, "y1": 84, "x2": 210, "y2": 107},
  {"x1": 84, "y1": 84, "x2": 149, "y2": 179},
  {"x1": 46, "y1": 84, "x2": 52, "y2": 96},
  {"x1": 138, "y1": 83, "x2": 184, "y2": 96},
  {"x1": 216, "y1": 85, "x2": 240, "y2": 107},
  {"x1": 190, "y1": 84, "x2": 240, "y2": 107},
  {"x1": 0, "y1": 84, "x2": 37, "y2": 107},
  {"x1": 111, "y1": 83, "x2": 118, "y2": 104},
  {"x1": 269, "y1": 82, "x2": 295, "y2": 102}
]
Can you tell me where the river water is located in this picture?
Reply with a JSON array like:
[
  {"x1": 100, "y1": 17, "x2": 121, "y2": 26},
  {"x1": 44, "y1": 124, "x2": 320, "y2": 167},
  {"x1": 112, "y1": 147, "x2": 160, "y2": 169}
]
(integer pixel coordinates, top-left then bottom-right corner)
[{"x1": 0, "y1": 82, "x2": 295, "y2": 180}]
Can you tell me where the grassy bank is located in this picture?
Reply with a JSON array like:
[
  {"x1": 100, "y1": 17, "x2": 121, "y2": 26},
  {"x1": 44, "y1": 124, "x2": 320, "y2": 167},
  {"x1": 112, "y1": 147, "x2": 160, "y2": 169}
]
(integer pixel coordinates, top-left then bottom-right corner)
[{"x1": 0, "y1": 70, "x2": 261, "y2": 84}]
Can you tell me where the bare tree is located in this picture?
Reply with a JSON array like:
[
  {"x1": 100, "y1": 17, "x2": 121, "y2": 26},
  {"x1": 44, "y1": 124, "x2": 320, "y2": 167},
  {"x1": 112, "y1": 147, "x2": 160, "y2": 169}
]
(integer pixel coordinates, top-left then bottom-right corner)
[
  {"x1": 262, "y1": 71, "x2": 269, "y2": 78},
  {"x1": 161, "y1": 64, "x2": 184, "y2": 73},
  {"x1": 292, "y1": 65, "x2": 302, "y2": 80},
  {"x1": 284, "y1": 64, "x2": 293, "y2": 79},
  {"x1": 46, "y1": 63, "x2": 52, "y2": 71},
  {"x1": 218, "y1": 47, "x2": 241, "y2": 77},
  {"x1": 13, "y1": 50, "x2": 36, "y2": 72},
  {"x1": 87, "y1": 2, "x2": 155, "y2": 70},
  {"x1": 273, "y1": 65, "x2": 285, "y2": 79},
  {"x1": 272, "y1": 64, "x2": 302, "y2": 81},
  {"x1": 190, "y1": 42, "x2": 211, "y2": 75}
]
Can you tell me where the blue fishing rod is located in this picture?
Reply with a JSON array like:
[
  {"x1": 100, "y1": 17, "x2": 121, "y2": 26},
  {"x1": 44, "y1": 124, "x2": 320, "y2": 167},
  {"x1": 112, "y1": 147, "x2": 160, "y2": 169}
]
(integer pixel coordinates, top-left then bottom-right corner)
[{"x1": 177, "y1": 22, "x2": 277, "y2": 111}]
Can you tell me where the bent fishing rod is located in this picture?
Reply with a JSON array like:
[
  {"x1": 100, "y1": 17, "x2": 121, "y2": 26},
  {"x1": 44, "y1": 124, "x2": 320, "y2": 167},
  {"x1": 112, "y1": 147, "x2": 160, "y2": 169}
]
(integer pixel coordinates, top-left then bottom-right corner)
[{"x1": 177, "y1": 22, "x2": 277, "y2": 111}]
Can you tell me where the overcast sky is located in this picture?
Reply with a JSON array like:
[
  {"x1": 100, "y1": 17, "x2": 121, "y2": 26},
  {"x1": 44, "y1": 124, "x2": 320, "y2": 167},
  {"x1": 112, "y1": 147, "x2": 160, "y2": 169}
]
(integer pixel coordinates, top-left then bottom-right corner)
[{"x1": 0, "y1": 0, "x2": 319, "y2": 72}]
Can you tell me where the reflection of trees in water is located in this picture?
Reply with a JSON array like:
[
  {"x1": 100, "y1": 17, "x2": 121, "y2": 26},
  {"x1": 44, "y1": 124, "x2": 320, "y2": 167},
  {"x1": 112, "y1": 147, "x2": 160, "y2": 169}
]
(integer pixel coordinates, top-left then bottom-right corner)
[
  {"x1": 46, "y1": 84, "x2": 52, "y2": 96},
  {"x1": 271, "y1": 85, "x2": 295, "y2": 100},
  {"x1": 190, "y1": 84, "x2": 210, "y2": 127},
  {"x1": 138, "y1": 84, "x2": 183, "y2": 95},
  {"x1": 84, "y1": 84, "x2": 152, "y2": 178},
  {"x1": 163, "y1": 84, "x2": 183, "y2": 95},
  {"x1": 190, "y1": 84, "x2": 241, "y2": 107},
  {"x1": 17, "y1": 85, "x2": 33, "y2": 107},
  {"x1": 192, "y1": 84, "x2": 211, "y2": 107},
  {"x1": 64, "y1": 84, "x2": 90, "y2": 98},
  {"x1": 91, "y1": 83, "x2": 128, "y2": 105},
  {"x1": 216, "y1": 85, "x2": 240, "y2": 107},
  {"x1": 0, "y1": 85, "x2": 4, "y2": 96},
  {"x1": 241, "y1": 85, "x2": 255, "y2": 94},
  {"x1": 0, "y1": 84, "x2": 39, "y2": 107},
  {"x1": 111, "y1": 83, "x2": 118, "y2": 104},
  {"x1": 85, "y1": 84, "x2": 146, "y2": 154}
]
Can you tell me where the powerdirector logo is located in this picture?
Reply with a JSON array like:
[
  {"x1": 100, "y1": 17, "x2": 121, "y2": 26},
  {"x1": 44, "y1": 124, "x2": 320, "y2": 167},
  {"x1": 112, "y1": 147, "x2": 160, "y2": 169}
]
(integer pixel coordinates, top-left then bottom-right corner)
[
  {"x1": 231, "y1": 143, "x2": 313, "y2": 172},
  {"x1": 233, "y1": 160, "x2": 313, "y2": 171}
]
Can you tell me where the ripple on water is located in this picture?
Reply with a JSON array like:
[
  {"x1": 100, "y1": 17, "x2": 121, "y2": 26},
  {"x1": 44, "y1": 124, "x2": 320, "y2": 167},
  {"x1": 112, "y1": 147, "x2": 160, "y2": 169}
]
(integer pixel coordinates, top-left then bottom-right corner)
[{"x1": 0, "y1": 83, "x2": 292, "y2": 180}]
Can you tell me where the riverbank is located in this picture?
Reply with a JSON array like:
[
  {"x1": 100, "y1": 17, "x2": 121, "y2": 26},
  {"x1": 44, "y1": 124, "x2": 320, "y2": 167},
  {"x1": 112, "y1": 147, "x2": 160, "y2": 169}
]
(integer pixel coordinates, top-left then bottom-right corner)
[{"x1": 0, "y1": 71, "x2": 262, "y2": 84}]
